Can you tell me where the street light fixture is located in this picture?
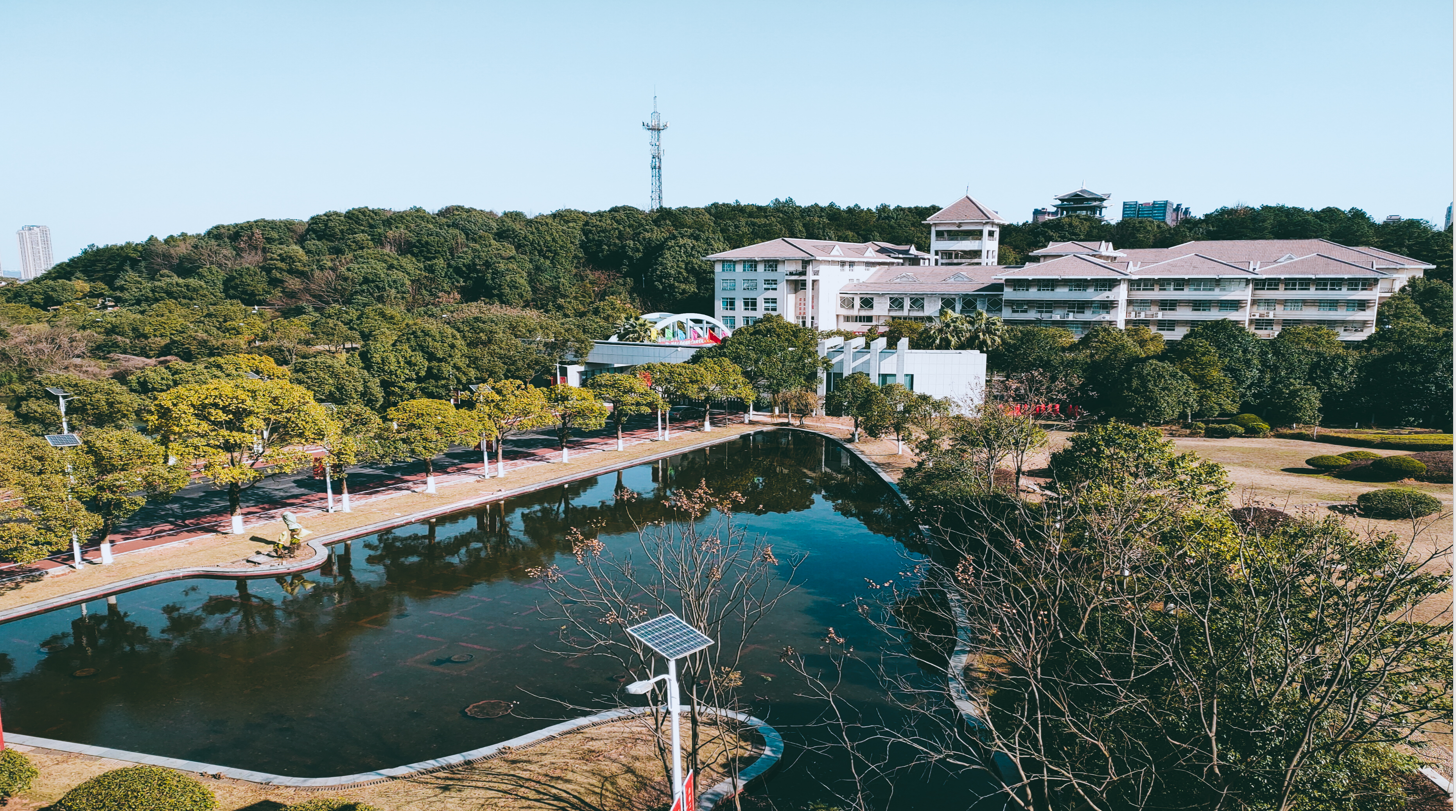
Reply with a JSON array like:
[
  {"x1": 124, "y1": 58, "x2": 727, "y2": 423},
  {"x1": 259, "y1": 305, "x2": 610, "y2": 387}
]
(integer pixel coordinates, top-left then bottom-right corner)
[
  {"x1": 44, "y1": 434, "x2": 111, "y2": 566},
  {"x1": 45, "y1": 387, "x2": 74, "y2": 434},
  {"x1": 625, "y1": 613, "x2": 714, "y2": 811}
]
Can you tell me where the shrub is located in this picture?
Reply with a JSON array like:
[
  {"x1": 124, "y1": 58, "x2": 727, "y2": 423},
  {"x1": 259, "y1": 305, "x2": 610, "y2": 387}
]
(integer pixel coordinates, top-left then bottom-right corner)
[
  {"x1": 1356, "y1": 488, "x2": 1443, "y2": 519},
  {"x1": 1371, "y1": 455, "x2": 1427, "y2": 479},
  {"x1": 1306, "y1": 455, "x2": 1350, "y2": 470},
  {"x1": 1339, "y1": 450, "x2": 1381, "y2": 461},
  {"x1": 1407, "y1": 451, "x2": 1453, "y2": 483},
  {"x1": 1243, "y1": 422, "x2": 1271, "y2": 438},
  {"x1": 1276, "y1": 432, "x2": 1454, "y2": 451},
  {"x1": 1189, "y1": 422, "x2": 1206, "y2": 435},
  {"x1": 56, "y1": 766, "x2": 217, "y2": 811},
  {"x1": 1231, "y1": 414, "x2": 1266, "y2": 429},
  {"x1": 0, "y1": 749, "x2": 38, "y2": 802},
  {"x1": 1204, "y1": 424, "x2": 1244, "y2": 439},
  {"x1": 288, "y1": 800, "x2": 383, "y2": 811},
  {"x1": 1230, "y1": 506, "x2": 1293, "y2": 534}
]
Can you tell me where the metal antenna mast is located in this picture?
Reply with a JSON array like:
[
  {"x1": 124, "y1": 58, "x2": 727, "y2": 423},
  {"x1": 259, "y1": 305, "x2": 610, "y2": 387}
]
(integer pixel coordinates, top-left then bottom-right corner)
[{"x1": 643, "y1": 97, "x2": 668, "y2": 211}]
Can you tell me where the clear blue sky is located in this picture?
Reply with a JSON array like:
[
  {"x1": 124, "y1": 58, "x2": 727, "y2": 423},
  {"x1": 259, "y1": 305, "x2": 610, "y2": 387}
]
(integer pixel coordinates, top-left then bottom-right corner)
[{"x1": 3, "y1": 0, "x2": 1451, "y2": 270}]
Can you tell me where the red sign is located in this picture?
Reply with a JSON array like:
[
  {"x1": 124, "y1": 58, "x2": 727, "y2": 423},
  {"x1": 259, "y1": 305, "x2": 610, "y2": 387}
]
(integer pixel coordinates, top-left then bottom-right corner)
[{"x1": 668, "y1": 771, "x2": 696, "y2": 811}]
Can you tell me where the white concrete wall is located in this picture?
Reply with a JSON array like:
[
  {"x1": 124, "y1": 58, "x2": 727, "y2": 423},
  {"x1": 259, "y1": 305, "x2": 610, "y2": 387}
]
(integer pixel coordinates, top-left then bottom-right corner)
[{"x1": 904, "y1": 349, "x2": 985, "y2": 406}]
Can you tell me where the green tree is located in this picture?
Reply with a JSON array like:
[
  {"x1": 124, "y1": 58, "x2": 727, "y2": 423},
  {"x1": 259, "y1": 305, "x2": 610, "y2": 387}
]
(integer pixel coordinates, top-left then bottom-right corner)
[
  {"x1": 264, "y1": 316, "x2": 314, "y2": 365},
  {"x1": 542, "y1": 385, "x2": 609, "y2": 463},
  {"x1": 882, "y1": 384, "x2": 949, "y2": 455},
  {"x1": 678, "y1": 357, "x2": 755, "y2": 430},
  {"x1": 989, "y1": 325, "x2": 1078, "y2": 377},
  {"x1": 471, "y1": 379, "x2": 552, "y2": 478},
  {"x1": 148, "y1": 378, "x2": 329, "y2": 534},
  {"x1": 1121, "y1": 360, "x2": 1199, "y2": 425},
  {"x1": 0, "y1": 428, "x2": 101, "y2": 563},
  {"x1": 75, "y1": 428, "x2": 189, "y2": 548},
  {"x1": 386, "y1": 399, "x2": 477, "y2": 494},
  {"x1": 290, "y1": 354, "x2": 384, "y2": 410},
  {"x1": 612, "y1": 316, "x2": 658, "y2": 342},
  {"x1": 825, "y1": 372, "x2": 891, "y2": 442},
  {"x1": 587, "y1": 373, "x2": 666, "y2": 451},
  {"x1": 1168, "y1": 337, "x2": 1239, "y2": 420},
  {"x1": 1181, "y1": 319, "x2": 1268, "y2": 407},
  {"x1": 320, "y1": 404, "x2": 391, "y2": 512},
  {"x1": 17, "y1": 375, "x2": 143, "y2": 434},
  {"x1": 695, "y1": 315, "x2": 826, "y2": 416}
]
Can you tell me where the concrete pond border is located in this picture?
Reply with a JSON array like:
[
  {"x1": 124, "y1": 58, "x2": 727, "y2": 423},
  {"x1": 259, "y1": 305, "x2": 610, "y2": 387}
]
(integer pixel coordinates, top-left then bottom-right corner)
[{"x1": 9, "y1": 705, "x2": 784, "y2": 809}]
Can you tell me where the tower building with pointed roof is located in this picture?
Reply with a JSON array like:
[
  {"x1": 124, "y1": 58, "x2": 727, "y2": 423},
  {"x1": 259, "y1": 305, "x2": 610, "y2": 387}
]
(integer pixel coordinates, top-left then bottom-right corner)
[
  {"x1": 925, "y1": 195, "x2": 1007, "y2": 266},
  {"x1": 1033, "y1": 187, "x2": 1112, "y2": 222}
]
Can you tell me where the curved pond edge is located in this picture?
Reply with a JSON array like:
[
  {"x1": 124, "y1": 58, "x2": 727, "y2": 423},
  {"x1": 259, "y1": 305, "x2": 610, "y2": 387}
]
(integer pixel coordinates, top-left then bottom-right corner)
[{"x1": 10, "y1": 705, "x2": 783, "y2": 806}]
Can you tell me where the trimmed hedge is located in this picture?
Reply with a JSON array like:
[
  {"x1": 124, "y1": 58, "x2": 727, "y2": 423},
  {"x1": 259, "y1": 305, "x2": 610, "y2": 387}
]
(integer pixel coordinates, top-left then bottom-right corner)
[
  {"x1": 0, "y1": 749, "x2": 38, "y2": 801},
  {"x1": 1277, "y1": 431, "x2": 1455, "y2": 451},
  {"x1": 1306, "y1": 455, "x2": 1350, "y2": 470},
  {"x1": 1339, "y1": 450, "x2": 1381, "y2": 461},
  {"x1": 1371, "y1": 455, "x2": 1427, "y2": 479},
  {"x1": 1243, "y1": 422, "x2": 1271, "y2": 438},
  {"x1": 1357, "y1": 488, "x2": 1443, "y2": 519},
  {"x1": 288, "y1": 800, "x2": 383, "y2": 811},
  {"x1": 56, "y1": 766, "x2": 217, "y2": 811},
  {"x1": 1231, "y1": 414, "x2": 1266, "y2": 429},
  {"x1": 1205, "y1": 424, "x2": 1244, "y2": 439}
]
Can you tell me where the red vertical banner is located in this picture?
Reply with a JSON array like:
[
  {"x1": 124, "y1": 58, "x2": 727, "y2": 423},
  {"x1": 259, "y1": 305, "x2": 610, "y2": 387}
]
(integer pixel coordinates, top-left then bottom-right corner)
[{"x1": 685, "y1": 769, "x2": 695, "y2": 810}]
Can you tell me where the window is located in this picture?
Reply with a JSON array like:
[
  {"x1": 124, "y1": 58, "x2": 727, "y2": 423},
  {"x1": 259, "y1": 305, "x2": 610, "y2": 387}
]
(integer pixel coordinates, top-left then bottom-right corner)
[
  {"x1": 1094, "y1": 280, "x2": 1115, "y2": 291},
  {"x1": 889, "y1": 296, "x2": 905, "y2": 310},
  {"x1": 1343, "y1": 322, "x2": 1370, "y2": 333},
  {"x1": 721, "y1": 298, "x2": 736, "y2": 311},
  {"x1": 1157, "y1": 320, "x2": 1177, "y2": 332},
  {"x1": 1252, "y1": 299, "x2": 1276, "y2": 310},
  {"x1": 1218, "y1": 301, "x2": 1240, "y2": 312},
  {"x1": 1219, "y1": 279, "x2": 1246, "y2": 290},
  {"x1": 744, "y1": 316, "x2": 758, "y2": 325},
  {"x1": 1284, "y1": 280, "x2": 1311, "y2": 290},
  {"x1": 985, "y1": 230, "x2": 996, "y2": 239},
  {"x1": 1349, "y1": 279, "x2": 1375, "y2": 291},
  {"x1": 1253, "y1": 280, "x2": 1279, "y2": 290},
  {"x1": 1282, "y1": 300, "x2": 1304, "y2": 311},
  {"x1": 1092, "y1": 302, "x2": 1112, "y2": 314},
  {"x1": 909, "y1": 297, "x2": 925, "y2": 311},
  {"x1": 847, "y1": 315, "x2": 873, "y2": 323},
  {"x1": 1314, "y1": 279, "x2": 1343, "y2": 291},
  {"x1": 936, "y1": 229, "x2": 983, "y2": 240},
  {"x1": 1127, "y1": 319, "x2": 1151, "y2": 329},
  {"x1": 1317, "y1": 300, "x2": 1337, "y2": 311},
  {"x1": 743, "y1": 261, "x2": 757, "y2": 273},
  {"x1": 828, "y1": 372, "x2": 843, "y2": 392},
  {"x1": 1344, "y1": 300, "x2": 1368, "y2": 311},
  {"x1": 721, "y1": 279, "x2": 736, "y2": 291},
  {"x1": 1129, "y1": 299, "x2": 1153, "y2": 310},
  {"x1": 763, "y1": 278, "x2": 778, "y2": 291},
  {"x1": 1067, "y1": 302, "x2": 1087, "y2": 314},
  {"x1": 1035, "y1": 301, "x2": 1054, "y2": 315},
  {"x1": 802, "y1": 260, "x2": 812, "y2": 272},
  {"x1": 1254, "y1": 319, "x2": 1275, "y2": 330},
  {"x1": 764, "y1": 261, "x2": 778, "y2": 273},
  {"x1": 1130, "y1": 280, "x2": 1157, "y2": 291},
  {"x1": 960, "y1": 296, "x2": 978, "y2": 312},
  {"x1": 1037, "y1": 280, "x2": 1056, "y2": 292},
  {"x1": 743, "y1": 298, "x2": 758, "y2": 312},
  {"x1": 1192, "y1": 300, "x2": 1212, "y2": 312},
  {"x1": 840, "y1": 296, "x2": 854, "y2": 309},
  {"x1": 1011, "y1": 302, "x2": 1030, "y2": 314},
  {"x1": 723, "y1": 316, "x2": 735, "y2": 328},
  {"x1": 742, "y1": 278, "x2": 758, "y2": 291},
  {"x1": 1188, "y1": 280, "x2": 1215, "y2": 291},
  {"x1": 1010, "y1": 280, "x2": 1030, "y2": 291},
  {"x1": 1159, "y1": 299, "x2": 1179, "y2": 311},
  {"x1": 1158, "y1": 280, "x2": 1186, "y2": 291},
  {"x1": 878, "y1": 374, "x2": 897, "y2": 387},
  {"x1": 721, "y1": 262, "x2": 736, "y2": 272},
  {"x1": 764, "y1": 297, "x2": 778, "y2": 312},
  {"x1": 859, "y1": 296, "x2": 875, "y2": 310},
  {"x1": 1068, "y1": 280, "x2": 1088, "y2": 291}
]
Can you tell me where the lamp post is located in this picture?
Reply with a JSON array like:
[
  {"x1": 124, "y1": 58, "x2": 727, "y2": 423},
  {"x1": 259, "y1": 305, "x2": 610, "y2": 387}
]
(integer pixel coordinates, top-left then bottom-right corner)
[
  {"x1": 44, "y1": 433, "x2": 109, "y2": 566},
  {"x1": 625, "y1": 613, "x2": 714, "y2": 811},
  {"x1": 44, "y1": 387, "x2": 74, "y2": 434},
  {"x1": 468, "y1": 384, "x2": 492, "y2": 476}
]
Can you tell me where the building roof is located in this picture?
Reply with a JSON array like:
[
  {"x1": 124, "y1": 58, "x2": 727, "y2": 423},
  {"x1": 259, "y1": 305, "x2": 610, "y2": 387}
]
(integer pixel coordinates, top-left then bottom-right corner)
[
  {"x1": 1055, "y1": 188, "x2": 1111, "y2": 201},
  {"x1": 1128, "y1": 253, "x2": 1257, "y2": 277},
  {"x1": 868, "y1": 241, "x2": 931, "y2": 259},
  {"x1": 705, "y1": 238, "x2": 904, "y2": 262},
  {"x1": 924, "y1": 195, "x2": 1008, "y2": 224},
  {"x1": 842, "y1": 264, "x2": 1004, "y2": 293},
  {"x1": 1242, "y1": 253, "x2": 1388, "y2": 277},
  {"x1": 1119, "y1": 239, "x2": 1432, "y2": 270},
  {"x1": 1028, "y1": 240, "x2": 1125, "y2": 258},
  {"x1": 995, "y1": 254, "x2": 1133, "y2": 279}
]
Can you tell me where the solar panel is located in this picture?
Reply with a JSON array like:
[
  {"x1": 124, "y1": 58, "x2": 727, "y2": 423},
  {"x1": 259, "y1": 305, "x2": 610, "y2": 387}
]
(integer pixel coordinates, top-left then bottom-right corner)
[
  {"x1": 626, "y1": 613, "x2": 714, "y2": 660},
  {"x1": 44, "y1": 387, "x2": 71, "y2": 397},
  {"x1": 45, "y1": 434, "x2": 81, "y2": 448}
]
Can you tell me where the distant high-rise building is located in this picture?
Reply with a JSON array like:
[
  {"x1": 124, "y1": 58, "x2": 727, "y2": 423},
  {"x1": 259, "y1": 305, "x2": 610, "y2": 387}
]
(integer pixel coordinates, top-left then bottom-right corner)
[
  {"x1": 1444, "y1": 203, "x2": 1451, "y2": 231},
  {"x1": 1122, "y1": 200, "x2": 1191, "y2": 226},
  {"x1": 17, "y1": 225, "x2": 54, "y2": 280}
]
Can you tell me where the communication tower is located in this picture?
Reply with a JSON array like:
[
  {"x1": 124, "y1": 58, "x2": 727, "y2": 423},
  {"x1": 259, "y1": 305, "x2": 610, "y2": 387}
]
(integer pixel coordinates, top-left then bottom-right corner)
[{"x1": 643, "y1": 97, "x2": 668, "y2": 211}]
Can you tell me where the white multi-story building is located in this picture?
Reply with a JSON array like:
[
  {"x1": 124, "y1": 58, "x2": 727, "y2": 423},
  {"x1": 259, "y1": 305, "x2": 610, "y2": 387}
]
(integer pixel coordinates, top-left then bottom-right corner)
[
  {"x1": 705, "y1": 238, "x2": 921, "y2": 330},
  {"x1": 17, "y1": 225, "x2": 54, "y2": 280},
  {"x1": 926, "y1": 195, "x2": 1006, "y2": 265}
]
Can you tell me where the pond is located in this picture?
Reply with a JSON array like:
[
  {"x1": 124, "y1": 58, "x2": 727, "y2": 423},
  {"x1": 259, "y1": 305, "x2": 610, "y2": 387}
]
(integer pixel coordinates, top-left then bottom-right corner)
[{"x1": 0, "y1": 431, "x2": 981, "y2": 808}]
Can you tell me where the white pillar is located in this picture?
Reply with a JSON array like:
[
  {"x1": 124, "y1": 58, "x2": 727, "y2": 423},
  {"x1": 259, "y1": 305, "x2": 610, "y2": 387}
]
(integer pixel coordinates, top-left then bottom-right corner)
[
  {"x1": 562, "y1": 445, "x2": 570, "y2": 464},
  {"x1": 99, "y1": 539, "x2": 114, "y2": 565},
  {"x1": 656, "y1": 408, "x2": 663, "y2": 440},
  {"x1": 425, "y1": 474, "x2": 437, "y2": 494},
  {"x1": 667, "y1": 658, "x2": 684, "y2": 809},
  {"x1": 341, "y1": 487, "x2": 352, "y2": 512},
  {"x1": 325, "y1": 463, "x2": 335, "y2": 512},
  {"x1": 482, "y1": 439, "x2": 491, "y2": 476},
  {"x1": 230, "y1": 512, "x2": 245, "y2": 535},
  {"x1": 71, "y1": 534, "x2": 83, "y2": 568},
  {"x1": 617, "y1": 433, "x2": 624, "y2": 452},
  {"x1": 499, "y1": 442, "x2": 508, "y2": 478}
]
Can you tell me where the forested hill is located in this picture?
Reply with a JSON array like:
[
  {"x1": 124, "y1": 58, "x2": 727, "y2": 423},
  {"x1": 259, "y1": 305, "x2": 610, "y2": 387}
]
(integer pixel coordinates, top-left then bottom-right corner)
[{"x1": 22, "y1": 201, "x2": 1453, "y2": 319}]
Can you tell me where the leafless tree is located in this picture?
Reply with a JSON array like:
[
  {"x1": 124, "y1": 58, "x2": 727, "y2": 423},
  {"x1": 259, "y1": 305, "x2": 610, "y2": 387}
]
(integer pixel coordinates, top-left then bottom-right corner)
[{"x1": 0, "y1": 324, "x2": 100, "y2": 376}]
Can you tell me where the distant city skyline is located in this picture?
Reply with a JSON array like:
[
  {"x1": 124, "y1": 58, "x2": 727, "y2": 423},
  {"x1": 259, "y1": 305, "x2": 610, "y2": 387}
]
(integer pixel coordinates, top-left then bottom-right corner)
[{"x1": 1, "y1": 0, "x2": 1449, "y2": 272}]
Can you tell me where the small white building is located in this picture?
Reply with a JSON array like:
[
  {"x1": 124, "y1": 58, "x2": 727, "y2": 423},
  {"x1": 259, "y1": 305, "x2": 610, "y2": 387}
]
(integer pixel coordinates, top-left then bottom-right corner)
[
  {"x1": 925, "y1": 195, "x2": 1007, "y2": 266},
  {"x1": 819, "y1": 335, "x2": 985, "y2": 405}
]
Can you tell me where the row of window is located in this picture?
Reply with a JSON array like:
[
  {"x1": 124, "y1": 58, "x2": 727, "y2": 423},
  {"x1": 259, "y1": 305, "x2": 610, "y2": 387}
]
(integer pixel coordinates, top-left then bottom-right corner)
[
  {"x1": 720, "y1": 297, "x2": 778, "y2": 312},
  {"x1": 837, "y1": 295, "x2": 1000, "y2": 313},
  {"x1": 719, "y1": 261, "x2": 785, "y2": 273},
  {"x1": 721, "y1": 316, "x2": 758, "y2": 328},
  {"x1": 1129, "y1": 279, "x2": 1244, "y2": 292},
  {"x1": 720, "y1": 278, "x2": 780, "y2": 291},
  {"x1": 1253, "y1": 299, "x2": 1369, "y2": 312},
  {"x1": 1009, "y1": 302, "x2": 1117, "y2": 315},
  {"x1": 934, "y1": 229, "x2": 996, "y2": 241},
  {"x1": 826, "y1": 372, "x2": 916, "y2": 392},
  {"x1": 1009, "y1": 279, "x2": 1118, "y2": 292},
  {"x1": 1126, "y1": 300, "x2": 1244, "y2": 312},
  {"x1": 1252, "y1": 319, "x2": 1372, "y2": 332},
  {"x1": 1253, "y1": 279, "x2": 1376, "y2": 291}
]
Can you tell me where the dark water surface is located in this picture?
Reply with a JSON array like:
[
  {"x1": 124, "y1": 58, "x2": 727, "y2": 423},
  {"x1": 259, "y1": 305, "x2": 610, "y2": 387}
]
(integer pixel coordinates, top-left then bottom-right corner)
[{"x1": 0, "y1": 432, "x2": 978, "y2": 807}]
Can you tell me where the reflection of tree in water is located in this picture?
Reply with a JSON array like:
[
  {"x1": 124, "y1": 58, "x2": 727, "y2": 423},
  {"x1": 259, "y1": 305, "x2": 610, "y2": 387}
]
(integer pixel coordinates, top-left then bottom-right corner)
[{"x1": 818, "y1": 449, "x2": 919, "y2": 548}]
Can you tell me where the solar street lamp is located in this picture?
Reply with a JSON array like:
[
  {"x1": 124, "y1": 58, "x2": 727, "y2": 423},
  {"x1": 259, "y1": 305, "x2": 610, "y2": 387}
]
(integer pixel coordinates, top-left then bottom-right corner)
[
  {"x1": 45, "y1": 387, "x2": 74, "y2": 434},
  {"x1": 44, "y1": 434, "x2": 111, "y2": 566},
  {"x1": 626, "y1": 613, "x2": 714, "y2": 811}
]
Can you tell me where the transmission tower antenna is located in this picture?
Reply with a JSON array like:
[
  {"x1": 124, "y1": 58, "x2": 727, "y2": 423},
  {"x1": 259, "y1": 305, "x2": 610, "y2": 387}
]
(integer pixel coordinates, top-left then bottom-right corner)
[{"x1": 643, "y1": 96, "x2": 668, "y2": 211}]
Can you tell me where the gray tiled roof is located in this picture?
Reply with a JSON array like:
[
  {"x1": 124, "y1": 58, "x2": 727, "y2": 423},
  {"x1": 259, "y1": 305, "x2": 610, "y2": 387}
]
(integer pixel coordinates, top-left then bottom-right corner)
[
  {"x1": 1245, "y1": 254, "x2": 1387, "y2": 277},
  {"x1": 995, "y1": 254, "x2": 1133, "y2": 279},
  {"x1": 842, "y1": 264, "x2": 1004, "y2": 293},
  {"x1": 706, "y1": 238, "x2": 904, "y2": 261},
  {"x1": 1120, "y1": 239, "x2": 1431, "y2": 269},
  {"x1": 924, "y1": 195, "x2": 1008, "y2": 224},
  {"x1": 1028, "y1": 240, "x2": 1124, "y2": 257},
  {"x1": 1129, "y1": 254, "x2": 1258, "y2": 276}
]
